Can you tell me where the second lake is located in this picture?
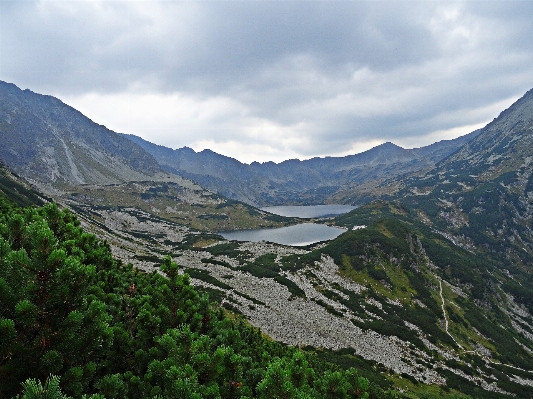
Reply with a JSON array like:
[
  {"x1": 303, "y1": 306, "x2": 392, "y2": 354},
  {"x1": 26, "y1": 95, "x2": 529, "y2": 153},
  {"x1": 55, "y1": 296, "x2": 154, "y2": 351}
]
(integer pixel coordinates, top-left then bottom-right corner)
[{"x1": 261, "y1": 204, "x2": 356, "y2": 218}]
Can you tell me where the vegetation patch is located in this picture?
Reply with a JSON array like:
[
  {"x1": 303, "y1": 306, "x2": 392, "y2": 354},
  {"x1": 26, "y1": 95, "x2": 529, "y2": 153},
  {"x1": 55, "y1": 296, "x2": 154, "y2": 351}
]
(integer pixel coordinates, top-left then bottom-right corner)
[
  {"x1": 205, "y1": 241, "x2": 249, "y2": 262},
  {"x1": 0, "y1": 199, "x2": 403, "y2": 398},
  {"x1": 280, "y1": 250, "x2": 322, "y2": 272},
  {"x1": 182, "y1": 268, "x2": 233, "y2": 290},
  {"x1": 201, "y1": 257, "x2": 236, "y2": 269},
  {"x1": 273, "y1": 275, "x2": 306, "y2": 299},
  {"x1": 241, "y1": 253, "x2": 280, "y2": 278}
]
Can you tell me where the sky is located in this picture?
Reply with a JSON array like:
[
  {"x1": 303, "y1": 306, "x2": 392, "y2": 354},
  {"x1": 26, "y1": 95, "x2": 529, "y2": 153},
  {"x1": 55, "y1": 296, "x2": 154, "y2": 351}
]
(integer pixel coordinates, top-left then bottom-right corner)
[{"x1": 1, "y1": 1, "x2": 533, "y2": 164}]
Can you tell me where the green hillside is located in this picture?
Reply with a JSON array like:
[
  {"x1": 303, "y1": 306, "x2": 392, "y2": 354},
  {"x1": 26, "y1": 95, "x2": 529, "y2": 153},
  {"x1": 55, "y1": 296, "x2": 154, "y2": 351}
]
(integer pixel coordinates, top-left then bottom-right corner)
[
  {"x1": 3, "y1": 82, "x2": 533, "y2": 398},
  {"x1": 0, "y1": 162, "x2": 46, "y2": 208},
  {"x1": 330, "y1": 202, "x2": 533, "y2": 397}
]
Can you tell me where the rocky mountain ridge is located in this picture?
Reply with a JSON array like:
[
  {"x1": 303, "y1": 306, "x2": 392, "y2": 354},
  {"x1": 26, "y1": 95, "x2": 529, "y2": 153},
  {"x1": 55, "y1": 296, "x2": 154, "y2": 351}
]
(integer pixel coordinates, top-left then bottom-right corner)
[
  {"x1": 0, "y1": 81, "x2": 161, "y2": 189},
  {"x1": 123, "y1": 131, "x2": 479, "y2": 206},
  {"x1": 118, "y1": 85, "x2": 533, "y2": 396},
  {"x1": 0, "y1": 79, "x2": 478, "y2": 208},
  {"x1": 0, "y1": 81, "x2": 288, "y2": 232},
  {"x1": 390, "y1": 87, "x2": 533, "y2": 269},
  {"x1": 442, "y1": 87, "x2": 533, "y2": 174}
]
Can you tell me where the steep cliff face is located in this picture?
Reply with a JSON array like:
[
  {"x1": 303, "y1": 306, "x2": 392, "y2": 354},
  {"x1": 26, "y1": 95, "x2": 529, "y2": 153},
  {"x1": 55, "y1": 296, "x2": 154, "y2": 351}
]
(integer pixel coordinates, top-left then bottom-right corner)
[{"x1": 0, "y1": 81, "x2": 161, "y2": 187}]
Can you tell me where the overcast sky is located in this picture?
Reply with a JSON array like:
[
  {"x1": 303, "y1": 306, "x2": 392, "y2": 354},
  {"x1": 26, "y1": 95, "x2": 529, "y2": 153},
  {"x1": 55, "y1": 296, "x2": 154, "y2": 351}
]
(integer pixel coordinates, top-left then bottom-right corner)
[{"x1": 1, "y1": 1, "x2": 533, "y2": 163}]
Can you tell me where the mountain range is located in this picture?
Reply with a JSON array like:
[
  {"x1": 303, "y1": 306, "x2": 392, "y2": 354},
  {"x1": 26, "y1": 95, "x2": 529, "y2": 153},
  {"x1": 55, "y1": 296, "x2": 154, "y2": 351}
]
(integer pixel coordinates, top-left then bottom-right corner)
[
  {"x1": 0, "y1": 79, "x2": 475, "y2": 207},
  {"x1": 122, "y1": 130, "x2": 480, "y2": 206},
  {"x1": 2, "y1": 79, "x2": 533, "y2": 397}
]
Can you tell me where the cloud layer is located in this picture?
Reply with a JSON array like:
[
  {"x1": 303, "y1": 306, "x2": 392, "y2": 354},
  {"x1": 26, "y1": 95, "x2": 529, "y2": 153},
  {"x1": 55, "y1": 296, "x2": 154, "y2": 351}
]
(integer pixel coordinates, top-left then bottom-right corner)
[{"x1": 2, "y1": 0, "x2": 533, "y2": 163}]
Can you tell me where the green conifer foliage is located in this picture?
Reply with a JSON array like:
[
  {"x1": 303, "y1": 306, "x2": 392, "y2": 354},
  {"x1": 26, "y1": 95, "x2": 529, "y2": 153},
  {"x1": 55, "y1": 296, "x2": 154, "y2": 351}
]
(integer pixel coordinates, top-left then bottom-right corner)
[
  {"x1": 18, "y1": 375, "x2": 68, "y2": 399},
  {"x1": 0, "y1": 205, "x2": 112, "y2": 397}
]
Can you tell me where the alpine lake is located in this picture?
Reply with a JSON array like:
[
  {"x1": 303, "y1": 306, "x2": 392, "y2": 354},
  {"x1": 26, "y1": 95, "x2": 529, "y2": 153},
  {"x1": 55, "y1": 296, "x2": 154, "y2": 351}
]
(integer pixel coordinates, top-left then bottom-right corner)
[{"x1": 219, "y1": 204, "x2": 356, "y2": 246}]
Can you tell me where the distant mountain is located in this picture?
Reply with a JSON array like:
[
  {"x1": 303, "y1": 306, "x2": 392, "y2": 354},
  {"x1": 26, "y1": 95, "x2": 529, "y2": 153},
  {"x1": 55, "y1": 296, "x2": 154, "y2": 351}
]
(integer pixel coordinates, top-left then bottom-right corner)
[
  {"x1": 0, "y1": 81, "x2": 290, "y2": 234},
  {"x1": 122, "y1": 131, "x2": 479, "y2": 206},
  {"x1": 320, "y1": 88, "x2": 533, "y2": 396},
  {"x1": 0, "y1": 81, "x2": 161, "y2": 189},
  {"x1": 434, "y1": 87, "x2": 533, "y2": 179},
  {"x1": 0, "y1": 79, "x2": 479, "y2": 207}
]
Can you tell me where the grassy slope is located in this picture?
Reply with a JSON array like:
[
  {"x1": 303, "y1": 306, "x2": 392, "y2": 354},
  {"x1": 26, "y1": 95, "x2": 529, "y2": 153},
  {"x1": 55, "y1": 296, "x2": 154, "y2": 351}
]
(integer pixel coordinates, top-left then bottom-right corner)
[{"x1": 329, "y1": 202, "x2": 533, "y2": 397}]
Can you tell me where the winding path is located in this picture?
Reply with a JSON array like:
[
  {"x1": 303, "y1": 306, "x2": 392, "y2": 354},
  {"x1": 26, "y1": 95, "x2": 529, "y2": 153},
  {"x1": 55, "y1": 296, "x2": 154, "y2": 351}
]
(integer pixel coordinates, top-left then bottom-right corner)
[{"x1": 438, "y1": 278, "x2": 463, "y2": 349}]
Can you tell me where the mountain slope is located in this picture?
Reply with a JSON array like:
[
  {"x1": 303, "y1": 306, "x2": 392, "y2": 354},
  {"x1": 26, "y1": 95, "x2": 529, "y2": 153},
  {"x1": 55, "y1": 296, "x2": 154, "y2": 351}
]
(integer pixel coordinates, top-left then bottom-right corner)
[
  {"x1": 391, "y1": 87, "x2": 533, "y2": 270},
  {"x1": 0, "y1": 200, "x2": 399, "y2": 399},
  {"x1": 0, "y1": 81, "x2": 161, "y2": 188},
  {"x1": 322, "y1": 87, "x2": 533, "y2": 395},
  {"x1": 3, "y1": 156, "x2": 531, "y2": 396},
  {"x1": 439, "y1": 87, "x2": 533, "y2": 179},
  {"x1": 329, "y1": 202, "x2": 533, "y2": 397},
  {"x1": 0, "y1": 161, "x2": 47, "y2": 207},
  {"x1": 3, "y1": 79, "x2": 533, "y2": 396},
  {"x1": 0, "y1": 81, "x2": 295, "y2": 240},
  {"x1": 123, "y1": 132, "x2": 479, "y2": 206}
]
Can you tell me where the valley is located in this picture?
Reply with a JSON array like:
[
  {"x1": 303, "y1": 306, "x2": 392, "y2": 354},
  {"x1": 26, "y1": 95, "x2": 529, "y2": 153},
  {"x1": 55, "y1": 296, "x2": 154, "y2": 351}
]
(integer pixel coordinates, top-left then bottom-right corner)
[{"x1": 2, "y1": 81, "x2": 533, "y2": 398}]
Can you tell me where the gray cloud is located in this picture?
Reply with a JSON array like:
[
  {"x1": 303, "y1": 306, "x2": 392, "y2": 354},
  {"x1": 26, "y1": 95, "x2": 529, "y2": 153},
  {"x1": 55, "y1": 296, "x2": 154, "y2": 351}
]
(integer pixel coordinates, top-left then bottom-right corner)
[{"x1": 1, "y1": 0, "x2": 533, "y2": 162}]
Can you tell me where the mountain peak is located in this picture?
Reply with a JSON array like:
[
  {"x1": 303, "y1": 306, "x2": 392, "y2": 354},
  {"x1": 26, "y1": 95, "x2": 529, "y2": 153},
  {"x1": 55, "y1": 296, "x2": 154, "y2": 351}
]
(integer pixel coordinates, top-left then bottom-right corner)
[
  {"x1": 378, "y1": 141, "x2": 403, "y2": 149},
  {"x1": 0, "y1": 82, "x2": 161, "y2": 187},
  {"x1": 437, "y1": 86, "x2": 533, "y2": 177}
]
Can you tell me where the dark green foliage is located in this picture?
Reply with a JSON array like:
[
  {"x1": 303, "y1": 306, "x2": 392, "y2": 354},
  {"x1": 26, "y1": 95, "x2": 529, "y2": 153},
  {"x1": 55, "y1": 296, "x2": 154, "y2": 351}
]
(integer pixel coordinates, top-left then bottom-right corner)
[
  {"x1": 273, "y1": 276, "x2": 306, "y2": 298},
  {"x1": 323, "y1": 218, "x2": 416, "y2": 273},
  {"x1": 462, "y1": 302, "x2": 532, "y2": 368},
  {"x1": 314, "y1": 349, "x2": 394, "y2": 392},
  {"x1": 328, "y1": 201, "x2": 533, "y2": 393},
  {"x1": 17, "y1": 375, "x2": 72, "y2": 399},
  {"x1": 0, "y1": 204, "x2": 113, "y2": 397},
  {"x1": 173, "y1": 232, "x2": 226, "y2": 251},
  {"x1": 280, "y1": 250, "x2": 322, "y2": 272},
  {"x1": 198, "y1": 213, "x2": 229, "y2": 220},
  {"x1": 333, "y1": 201, "x2": 411, "y2": 229},
  {"x1": 312, "y1": 298, "x2": 345, "y2": 317},
  {"x1": 1, "y1": 202, "x2": 394, "y2": 399},
  {"x1": 0, "y1": 163, "x2": 47, "y2": 208},
  {"x1": 435, "y1": 367, "x2": 515, "y2": 399},
  {"x1": 241, "y1": 254, "x2": 279, "y2": 278},
  {"x1": 502, "y1": 279, "x2": 533, "y2": 311},
  {"x1": 183, "y1": 267, "x2": 233, "y2": 290},
  {"x1": 205, "y1": 241, "x2": 249, "y2": 262},
  {"x1": 201, "y1": 257, "x2": 236, "y2": 269}
]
